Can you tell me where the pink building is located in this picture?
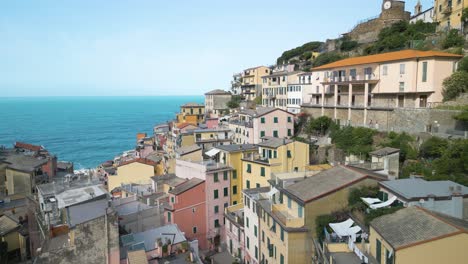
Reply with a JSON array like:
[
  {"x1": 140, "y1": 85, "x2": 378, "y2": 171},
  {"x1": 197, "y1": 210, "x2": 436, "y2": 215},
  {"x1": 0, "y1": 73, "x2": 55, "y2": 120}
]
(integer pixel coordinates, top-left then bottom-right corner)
[
  {"x1": 165, "y1": 178, "x2": 208, "y2": 249},
  {"x1": 176, "y1": 159, "x2": 233, "y2": 250},
  {"x1": 228, "y1": 107, "x2": 295, "y2": 144},
  {"x1": 206, "y1": 117, "x2": 219, "y2": 129}
]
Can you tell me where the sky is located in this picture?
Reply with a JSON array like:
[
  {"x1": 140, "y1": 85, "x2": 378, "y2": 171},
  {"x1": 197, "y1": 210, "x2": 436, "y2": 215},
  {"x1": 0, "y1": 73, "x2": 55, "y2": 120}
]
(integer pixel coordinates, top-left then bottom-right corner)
[{"x1": 0, "y1": 0, "x2": 433, "y2": 97}]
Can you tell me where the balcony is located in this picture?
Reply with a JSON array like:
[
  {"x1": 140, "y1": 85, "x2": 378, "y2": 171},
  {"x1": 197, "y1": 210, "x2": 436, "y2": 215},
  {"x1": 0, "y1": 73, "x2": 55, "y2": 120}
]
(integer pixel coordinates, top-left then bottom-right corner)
[
  {"x1": 229, "y1": 119, "x2": 253, "y2": 128},
  {"x1": 271, "y1": 204, "x2": 304, "y2": 228},
  {"x1": 323, "y1": 74, "x2": 378, "y2": 85},
  {"x1": 442, "y1": 6, "x2": 452, "y2": 15}
]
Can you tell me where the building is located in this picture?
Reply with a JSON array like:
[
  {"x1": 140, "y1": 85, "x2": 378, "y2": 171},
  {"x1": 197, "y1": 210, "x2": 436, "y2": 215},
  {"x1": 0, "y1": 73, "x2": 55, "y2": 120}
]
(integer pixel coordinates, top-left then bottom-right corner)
[
  {"x1": 165, "y1": 178, "x2": 208, "y2": 249},
  {"x1": 0, "y1": 214, "x2": 28, "y2": 261},
  {"x1": 379, "y1": 177, "x2": 468, "y2": 220},
  {"x1": 175, "y1": 159, "x2": 233, "y2": 250},
  {"x1": 112, "y1": 196, "x2": 164, "y2": 233},
  {"x1": 108, "y1": 158, "x2": 163, "y2": 192},
  {"x1": 175, "y1": 144, "x2": 202, "y2": 162},
  {"x1": 302, "y1": 49, "x2": 462, "y2": 129},
  {"x1": 224, "y1": 203, "x2": 246, "y2": 261},
  {"x1": 410, "y1": 1, "x2": 434, "y2": 24},
  {"x1": 213, "y1": 144, "x2": 258, "y2": 205},
  {"x1": 231, "y1": 72, "x2": 243, "y2": 96},
  {"x1": 205, "y1": 89, "x2": 232, "y2": 117},
  {"x1": 348, "y1": 147, "x2": 400, "y2": 179},
  {"x1": 229, "y1": 107, "x2": 295, "y2": 144},
  {"x1": 262, "y1": 71, "x2": 301, "y2": 109},
  {"x1": 239, "y1": 66, "x2": 271, "y2": 101},
  {"x1": 176, "y1": 103, "x2": 205, "y2": 125},
  {"x1": 242, "y1": 138, "x2": 309, "y2": 189},
  {"x1": 242, "y1": 187, "x2": 268, "y2": 264},
  {"x1": 192, "y1": 128, "x2": 233, "y2": 151},
  {"x1": 369, "y1": 206, "x2": 468, "y2": 264},
  {"x1": 35, "y1": 211, "x2": 120, "y2": 264},
  {"x1": 433, "y1": 0, "x2": 468, "y2": 31},
  {"x1": 286, "y1": 72, "x2": 318, "y2": 114}
]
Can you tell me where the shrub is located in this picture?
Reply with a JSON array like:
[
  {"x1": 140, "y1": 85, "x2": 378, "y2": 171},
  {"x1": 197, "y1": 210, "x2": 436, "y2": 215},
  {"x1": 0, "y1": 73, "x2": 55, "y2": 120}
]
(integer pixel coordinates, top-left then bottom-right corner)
[
  {"x1": 442, "y1": 29, "x2": 464, "y2": 49},
  {"x1": 305, "y1": 116, "x2": 333, "y2": 135},
  {"x1": 458, "y1": 56, "x2": 468, "y2": 72},
  {"x1": 330, "y1": 126, "x2": 376, "y2": 156},
  {"x1": 381, "y1": 132, "x2": 417, "y2": 162},
  {"x1": 348, "y1": 186, "x2": 379, "y2": 206},
  {"x1": 340, "y1": 37, "x2": 358, "y2": 52},
  {"x1": 315, "y1": 214, "x2": 335, "y2": 243},
  {"x1": 419, "y1": 137, "x2": 449, "y2": 160},
  {"x1": 313, "y1": 52, "x2": 345, "y2": 67},
  {"x1": 442, "y1": 71, "x2": 468, "y2": 101},
  {"x1": 227, "y1": 95, "x2": 242, "y2": 109}
]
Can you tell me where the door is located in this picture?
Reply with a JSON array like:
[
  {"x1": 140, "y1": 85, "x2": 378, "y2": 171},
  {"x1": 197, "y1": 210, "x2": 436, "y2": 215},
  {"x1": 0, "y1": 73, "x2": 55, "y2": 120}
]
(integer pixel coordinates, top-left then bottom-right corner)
[
  {"x1": 398, "y1": 95, "x2": 404, "y2": 108},
  {"x1": 419, "y1": 95, "x2": 427, "y2": 108}
]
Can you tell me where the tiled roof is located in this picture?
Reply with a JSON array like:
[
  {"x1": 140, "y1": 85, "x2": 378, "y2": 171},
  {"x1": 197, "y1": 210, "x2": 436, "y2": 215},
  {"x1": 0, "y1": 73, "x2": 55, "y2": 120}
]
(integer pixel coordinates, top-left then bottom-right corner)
[
  {"x1": 181, "y1": 102, "x2": 204, "y2": 107},
  {"x1": 0, "y1": 215, "x2": 19, "y2": 235},
  {"x1": 380, "y1": 178, "x2": 468, "y2": 200},
  {"x1": 257, "y1": 137, "x2": 293, "y2": 148},
  {"x1": 175, "y1": 144, "x2": 201, "y2": 155},
  {"x1": 15, "y1": 141, "x2": 42, "y2": 151},
  {"x1": 371, "y1": 207, "x2": 468, "y2": 250},
  {"x1": 176, "y1": 123, "x2": 197, "y2": 129},
  {"x1": 205, "y1": 89, "x2": 231, "y2": 95},
  {"x1": 239, "y1": 107, "x2": 293, "y2": 118},
  {"x1": 118, "y1": 158, "x2": 159, "y2": 167},
  {"x1": 215, "y1": 144, "x2": 257, "y2": 153},
  {"x1": 169, "y1": 178, "x2": 204, "y2": 195},
  {"x1": 312, "y1": 49, "x2": 462, "y2": 70}
]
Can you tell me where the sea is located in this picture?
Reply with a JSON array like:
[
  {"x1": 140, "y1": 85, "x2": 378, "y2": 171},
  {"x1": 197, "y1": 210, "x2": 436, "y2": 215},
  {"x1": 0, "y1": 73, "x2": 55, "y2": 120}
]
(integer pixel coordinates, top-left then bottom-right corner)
[{"x1": 0, "y1": 96, "x2": 204, "y2": 169}]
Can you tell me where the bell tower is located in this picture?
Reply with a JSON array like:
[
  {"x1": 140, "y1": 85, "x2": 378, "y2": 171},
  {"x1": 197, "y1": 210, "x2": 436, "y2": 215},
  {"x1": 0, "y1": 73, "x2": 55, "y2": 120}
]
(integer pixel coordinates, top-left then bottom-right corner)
[{"x1": 414, "y1": 0, "x2": 422, "y2": 16}]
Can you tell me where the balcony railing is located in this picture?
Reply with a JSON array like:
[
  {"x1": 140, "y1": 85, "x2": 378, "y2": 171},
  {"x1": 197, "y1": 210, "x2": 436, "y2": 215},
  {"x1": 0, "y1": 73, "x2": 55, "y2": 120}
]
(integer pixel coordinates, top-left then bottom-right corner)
[{"x1": 443, "y1": 6, "x2": 452, "y2": 14}]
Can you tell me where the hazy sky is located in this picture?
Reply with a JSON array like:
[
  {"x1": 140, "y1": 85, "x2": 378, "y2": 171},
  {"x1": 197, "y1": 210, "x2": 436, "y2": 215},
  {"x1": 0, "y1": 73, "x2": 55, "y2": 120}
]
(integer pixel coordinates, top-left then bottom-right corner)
[{"x1": 0, "y1": 0, "x2": 432, "y2": 97}]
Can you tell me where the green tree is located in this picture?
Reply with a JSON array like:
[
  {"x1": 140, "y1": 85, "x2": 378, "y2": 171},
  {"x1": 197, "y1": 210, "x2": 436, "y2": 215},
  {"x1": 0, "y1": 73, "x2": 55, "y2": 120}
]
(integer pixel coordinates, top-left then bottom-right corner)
[
  {"x1": 340, "y1": 37, "x2": 358, "y2": 52},
  {"x1": 277, "y1": 41, "x2": 322, "y2": 64},
  {"x1": 313, "y1": 52, "x2": 344, "y2": 67},
  {"x1": 330, "y1": 126, "x2": 376, "y2": 156},
  {"x1": 254, "y1": 96, "x2": 262, "y2": 105},
  {"x1": 381, "y1": 132, "x2": 417, "y2": 162},
  {"x1": 226, "y1": 95, "x2": 242, "y2": 109},
  {"x1": 457, "y1": 56, "x2": 468, "y2": 72},
  {"x1": 300, "y1": 51, "x2": 313, "y2": 61},
  {"x1": 419, "y1": 137, "x2": 449, "y2": 160},
  {"x1": 442, "y1": 71, "x2": 468, "y2": 101},
  {"x1": 305, "y1": 116, "x2": 333, "y2": 135},
  {"x1": 454, "y1": 108, "x2": 468, "y2": 122},
  {"x1": 431, "y1": 139, "x2": 468, "y2": 186},
  {"x1": 442, "y1": 29, "x2": 464, "y2": 49}
]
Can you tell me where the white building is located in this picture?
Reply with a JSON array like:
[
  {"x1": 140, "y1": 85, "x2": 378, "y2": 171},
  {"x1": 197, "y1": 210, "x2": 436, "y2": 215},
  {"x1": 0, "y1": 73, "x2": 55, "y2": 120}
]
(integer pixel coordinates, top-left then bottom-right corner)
[
  {"x1": 242, "y1": 188, "x2": 268, "y2": 264},
  {"x1": 225, "y1": 204, "x2": 246, "y2": 262},
  {"x1": 410, "y1": 1, "x2": 433, "y2": 24}
]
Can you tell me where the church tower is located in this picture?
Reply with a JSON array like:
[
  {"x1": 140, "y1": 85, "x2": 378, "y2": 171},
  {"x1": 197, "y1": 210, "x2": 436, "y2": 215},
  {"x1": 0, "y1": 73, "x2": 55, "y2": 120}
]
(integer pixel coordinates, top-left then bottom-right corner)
[{"x1": 414, "y1": 0, "x2": 422, "y2": 16}]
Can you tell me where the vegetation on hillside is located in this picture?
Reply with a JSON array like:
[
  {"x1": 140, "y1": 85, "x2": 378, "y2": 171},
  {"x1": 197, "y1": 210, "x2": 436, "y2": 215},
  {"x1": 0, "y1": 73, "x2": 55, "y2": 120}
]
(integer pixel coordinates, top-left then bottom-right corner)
[
  {"x1": 226, "y1": 95, "x2": 242, "y2": 109},
  {"x1": 276, "y1": 41, "x2": 322, "y2": 65},
  {"x1": 364, "y1": 21, "x2": 437, "y2": 55},
  {"x1": 442, "y1": 56, "x2": 468, "y2": 101},
  {"x1": 312, "y1": 52, "x2": 345, "y2": 67}
]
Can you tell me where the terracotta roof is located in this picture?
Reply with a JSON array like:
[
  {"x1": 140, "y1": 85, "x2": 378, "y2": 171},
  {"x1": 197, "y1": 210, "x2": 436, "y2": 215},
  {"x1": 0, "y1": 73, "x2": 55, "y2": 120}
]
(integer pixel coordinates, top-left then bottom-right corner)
[
  {"x1": 176, "y1": 123, "x2": 197, "y2": 129},
  {"x1": 15, "y1": 142, "x2": 42, "y2": 152},
  {"x1": 169, "y1": 178, "x2": 204, "y2": 195},
  {"x1": 312, "y1": 49, "x2": 462, "y2": 70},
  {"x1": 118, "y1": 158, "x2": 159, "y2": 167}
]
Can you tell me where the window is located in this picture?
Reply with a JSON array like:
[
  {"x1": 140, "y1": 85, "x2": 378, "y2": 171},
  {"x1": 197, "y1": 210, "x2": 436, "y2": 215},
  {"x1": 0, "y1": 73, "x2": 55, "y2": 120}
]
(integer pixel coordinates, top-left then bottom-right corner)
[
  {"x1": 246, "y1": 217, "x2": 249, "y2": 227},
  {"x1": 274, "y1": 117, "x2": 278, "y2": 123},
  {"x1": 254, "y1": 225, "x2": 258, "y2": 237},
  {"x1": 233, "y1": 185, "x2": 238, "y2": 195},
  {"x1": 247, "y1": 164, "x2": 251, "y2": 173},
  {"x1": 280, "y1": 254, "x2": 284, "y2": 264},
  {"x1": 193, "y1": 226, "x2": 197, "y2": 233},
  {"x1": 224, "y1": 187, "x2": 228, "y2": 197},
  {"x1": 246, "y1": 180, "x2": 250, "y2": 189},
  {"x1": 224, "y1": 202, "x2": 228, "y2": 208},
  {"x1": 255, "y1": 246, "x2": 258, "y2": 259},
  {"x1": 256, "y1": 183, "x2": 260, "y2": 188},
  {"x1": 268, "y1": 149, "x2": 272, "y2": 158},
  {"x1": 287, "y1": 129, "x2": 292, "y2": 136},
  {"x1": 400, "y1": 63, "x2": 405, "y2": 74},
  {"x1": 386, "y1": 249, "x2": 394, "y2": 264},
  {"x1": 287, "y1": 150, "x2": 292, "y2": 158},
  {"x1": 260, "y1": 131, "x2": 265, "y2": 137},
  {"x1": 273, "y1": 151, "x2": 277, "y2": 158},
  {"x1": 167, "y1": 212, "x2": 172, "y2": 222},
  {"x1": 247, "y1": 237, "x2": 250, "y2": 249},
  {"x1": 214, "y1": 219, "x2": 220, "y2": 227},
  {"x1": 261, "y1": 167, "x2": 265, "y2": 177},
  {"x1": 280, "y1": 227, "x2": 284, "y2": 241},
  {"x1": 376, "y1": 239, "x2": 382, "y2": 263},
  {"x1": 422, "y1": 61, "x2": 428, "y2": 82},
  {"x1": 214, "y1": 190, "x2": 219, "y2": 199},
  {"x1": 214, "y1": 205, "x2": 219, "y2": 214},
  {"x1": 214, "y1": 173, "x2": 219, "y2": 182},
  {"x1": 223, "y1": 171, "x2": 228, "y2": 180},
  {"x1": 288, "y1": 197, "x2": 291, "y2": 209},
  {"x1": 273, "y1": 130, "x2": 278, "y2": 137},
  {"x1": 382, "y1": 65, "x2": 388, "y2": 76},
  {"x1": 261, "y1": 117, "x2": 265, "y2": 123},
  {"x1": 298, "y1": 206, "x2": 303, "y2": 217},
  {"x1": 399, "y1": 82, "x2": 405, "y2": 92},
  {"x1": 171, "y1": 196, "x2": 175, "y2": 203},
  {"x1": 287, "y1": 116, "x2": 292, "y2": 122},
  {"x1": 232, "y1": 170, "x2": 237, "y2": 179}
]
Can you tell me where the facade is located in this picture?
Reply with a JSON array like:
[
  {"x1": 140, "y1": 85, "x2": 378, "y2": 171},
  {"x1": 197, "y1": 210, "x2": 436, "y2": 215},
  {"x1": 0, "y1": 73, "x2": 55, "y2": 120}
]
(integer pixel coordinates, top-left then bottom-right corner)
[
  {"x1": 240, "y1": 66, "x2": 271, "y2": 101},
  {"x1": 433, "y1": 0, "x2": 468, "y2": 31},
  {"x1": 410, "y1": 1, "x2": 434, "y2": 24},
  {"x1": 108, "y1": 158, "x2": 163, "y2": 192},
  {"x1": 0, "y1": 215, "x2": 27, "y2": 260},
  {"x1": 231, "y1": 72, "x2": 242, "y2": 96},
  {"x1": 205, "y1": 89, "x2": 232, "y2": 117},
  {"x1": 229, "y1": 107, "x2": 295, "y2": 145},
  {"x1": 242, "y1": 187, "x2": 268, "y2": 264},
  {"x1": 214, "y1": 144, "x2": 258, "y2": 205},
  {"x1": 165, "y1": 178, "x2": 208, "y2": 249},
  {"x1": 302, "y1": 50, "x2": 462, "y2": 129},
  {"x1": 370, "y1": 206, "x2": 468, "y2": 264},
  {"x1": 225, "y1": 204, "x2": 246, "y2": 261},
  {"x1": 242, "y1": 138, "x2": 309, "y2": 189},
  {"x1": 193, "y1": 128, "x2": 233, "y2": 151},
  {"x1": 175, "y1": 159, "x2": 233, "y2": 250},
  {"x1": 262, "y1": 71, "x2": 301, "y2": 110},
  {"x1": 176, "y1": 103, "x2": 205, "y2": 125},
  {"x1": 379, "y1": 177, "x2": 468, "y2": 220},
  {"x1": 286, "y1": 72, "x2": 317, "y2": 114}
]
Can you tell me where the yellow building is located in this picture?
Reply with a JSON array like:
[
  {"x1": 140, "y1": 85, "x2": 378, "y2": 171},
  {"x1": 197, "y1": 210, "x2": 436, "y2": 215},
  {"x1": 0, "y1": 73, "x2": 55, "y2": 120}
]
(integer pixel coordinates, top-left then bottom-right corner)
[
  {"x1": 214, "y1": 144, "x2": 258, "y2": 205},
  {"x1": 433, "y1": 0, "x2": 468, "y2": 31},
  {"x1": 241, "y1": 138, "x2": 309, "y2": 189},
  {"x1": 176, "y1": 103, "x2": 205, "y2": 125},
  {"x1": 0, "y1": 215, "x2": 27, "y2": 259},
  {"x1": 108, "y1": 158, "x2": 163, "y2": 191},
  {"x1": 240, "y1": 66, "x2": 271, "y2": 101},
  {"x1": 370, "y1": 206, "x2": 468, "y2": 264}
]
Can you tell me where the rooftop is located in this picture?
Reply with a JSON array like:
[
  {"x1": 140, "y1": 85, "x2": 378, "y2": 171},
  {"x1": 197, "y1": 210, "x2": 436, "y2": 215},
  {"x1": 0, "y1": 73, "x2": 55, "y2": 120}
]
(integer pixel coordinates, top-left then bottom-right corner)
[
  {"x1": 114, "y1": 200, "x2": 152, "y2": 216},
  {"x1": 0, "y1": 149, "x2": 49, "y2": 172},
  {"x1": 283, "y1": 166, "x2": 386, "y2": 204},
  {"x1": 312, "y1": 49, "x2": 462, "y2": 70},
  {"x1": 118, "y1": 158, "x2": 159, "y2": 167},
  {"x1": 371, "y1": 207, "x2": 468, "y2": 250},
  {"x1": 14, "y1": 141, "x2": 43, "y2": 152},
  {"x1": 0, "y1": 215, "x2": 19, "y2": 235},
  {"x1": 175, "y1": 144, "x2": 202, "y2": 156},
  {"x1": 215, "y1": 144, "x2": 257, "y2": 153},
  {"x1": 369, "y1": 147, "x2": 400, "y2": 157},
  {"x1": 205, "y1": 89, "x2": 231, "y2": 95},
  {"x1": 55, "y1": 184, "x2": 107, "y2": 209},
  {"x1": 181, "y1": 102, "x2": 204, "y2": 108},
  {"x1": 262, "y1": 70, "x2": 301, "y2": 78},
  {"x1": 239, "y1": 107, "x2": 292, "y2": 118},
  {"x1": 257, "y1": 137, "x2": 293, "y2": 148},
  {"x1": 169, "y1": 178, "x2": 204, "y2": 195},
  {"x1": 127, "y1": 250, "x2": 149, "y2": 264},
  {"x1": 380, "y1": 178, "x2": 468, "y2": 200}
]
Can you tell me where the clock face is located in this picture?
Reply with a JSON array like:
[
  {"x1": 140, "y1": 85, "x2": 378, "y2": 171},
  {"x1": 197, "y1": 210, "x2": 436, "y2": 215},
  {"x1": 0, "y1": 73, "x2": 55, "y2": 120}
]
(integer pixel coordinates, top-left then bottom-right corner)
[{"x1": 384, "y1": 1, "x2": 392, "y2": 9}]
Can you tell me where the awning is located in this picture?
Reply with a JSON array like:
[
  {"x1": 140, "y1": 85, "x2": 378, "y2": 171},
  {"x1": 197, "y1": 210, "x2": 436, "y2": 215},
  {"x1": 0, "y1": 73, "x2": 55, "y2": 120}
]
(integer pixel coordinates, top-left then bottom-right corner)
[
  {"x1": 370, "y1": 196, "x2": 397, "y2": 209},
  {"x1": 329, "y1": 218, "x2": 354, "y2": 237},
  {"x1": 360, "y1": 197, "x2": 382, "y2": 205},
  {"x1": 205, "y1": 148, "x2": 220, "y2": 157}
]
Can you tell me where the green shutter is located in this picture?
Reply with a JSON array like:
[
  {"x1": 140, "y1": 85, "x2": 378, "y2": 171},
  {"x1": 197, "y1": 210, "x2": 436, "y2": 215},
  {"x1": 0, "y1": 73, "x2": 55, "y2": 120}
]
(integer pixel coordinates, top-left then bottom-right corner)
[
  {"x1": 246, "y1": 180, "x2": 250, "y2": 189},
  {"x1": 260, "y1": 131, "x2": 265, "y2": 137},
  {"x1": 273, "y1": 130, "x2": 278, "y2": 137},
  {"x1": 274, "y1": 117, "x2": 278, "y2": 123},
  {"x1": 287, "y1": 129, "x2": 292, "y2": 136},
  {"x1": 422, "y1": 61, "x2": 428, "y2": 82},
  {"x1": 261, "y1": 167, "x2": 265, "y2": 176},
  {"x1": 261, "y1": 117, "x2": 265, "y2": 123},
  {"x1": 376, "y1": 239, "x2": 381, "y2": 263},
  {"x1": 287, "y1": 150, "x2": 292, "y2": 158}
]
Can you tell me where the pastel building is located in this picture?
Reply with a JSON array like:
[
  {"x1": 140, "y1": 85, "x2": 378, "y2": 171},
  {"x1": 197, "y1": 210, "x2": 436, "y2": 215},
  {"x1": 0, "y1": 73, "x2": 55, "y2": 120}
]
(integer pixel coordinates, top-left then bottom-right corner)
[
  {"x1": 286, "y1": 72, "x2": 319, "y2": 114},
  {"x1": 176, "y1": 159, "x2": 233, "y2": 250},
  {"x1": 225, "y1": 203, "x2": 246, "y2": 261},
  {"x1": 240, "y1": 66, "x2": 271, "y2": 101},
  {"x1": 204, "y1": 89, "x2": 232, "y2": 117},
  {"x1": 433, "y1": 0, "x2": 468, "y2": 31},
  {"x1": 193, "y1": 128, "x2": 233, "y2": 151},
  {"x1": 242, "y1": 187, "x2": 267, "y2": 264},
  {"x1": 242, "y1": 138, "x2": 310, "y2": 189},
  {"x1": 229, "y1": 107, "x2": 295, "y2": 145},
  {"x1": 302, "y1": 50, "x2": 462, "y2": 129},
  {"x1": 176, "y1": 103, "x2": 205, "y2": 125},
  {"x1": 108, "y1": 158, "x2": 163, "y2": 192},
  {"x1": 262, "y1": 71, "x2": 301, "y2": 109},
  {"x1": 165, "y1": 178, "x2": 208, "y2": 249}
]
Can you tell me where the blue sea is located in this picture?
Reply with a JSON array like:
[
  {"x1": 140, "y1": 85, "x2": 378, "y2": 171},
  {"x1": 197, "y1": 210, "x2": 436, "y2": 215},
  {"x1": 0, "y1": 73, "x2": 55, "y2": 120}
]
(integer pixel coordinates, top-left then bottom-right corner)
[{"x1": 0, "y1": 96, "x2": 203, "y2": 169}]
